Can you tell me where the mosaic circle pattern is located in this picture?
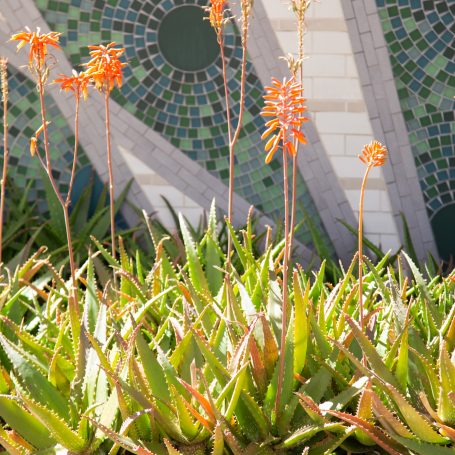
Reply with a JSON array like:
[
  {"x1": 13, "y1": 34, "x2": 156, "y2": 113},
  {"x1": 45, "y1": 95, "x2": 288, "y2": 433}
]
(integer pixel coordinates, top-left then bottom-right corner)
[
  {"x1": 157, "y1": 5, "x2": 219, "y2": 71},
  {"x1": 36, "y1": 0, "x2": 334, "y2": 251},
  {"x1": 376, "y1": 0, "x2": 455, "y2": 222},
  {"x1": 0, "y1": 66, "x2": 92, "y2": 214}
]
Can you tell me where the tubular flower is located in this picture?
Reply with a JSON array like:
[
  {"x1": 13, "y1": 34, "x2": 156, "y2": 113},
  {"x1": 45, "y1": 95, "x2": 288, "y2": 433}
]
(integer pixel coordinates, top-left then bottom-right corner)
[
  {"x1": 359, "y1": 140, "x2": 388, "y2": 167},
  {"x1": 10, "y1": 27, "x2": 61, "y2": 70},
  {"x1": 29, "y1": 121, "x2": 50, "y2": 157},
  {"x1": 205, "y1": 0, "x2": 226, "y2": 34},
  {"x1": 54, "y1": 70, "x2": 91, "y2": 100},
  {"x1": 85, "y1": 42, "x2": 127, "y2": 92},
  {"x1": 260, "y1": 77, "x2": 308, "y2": 164}
]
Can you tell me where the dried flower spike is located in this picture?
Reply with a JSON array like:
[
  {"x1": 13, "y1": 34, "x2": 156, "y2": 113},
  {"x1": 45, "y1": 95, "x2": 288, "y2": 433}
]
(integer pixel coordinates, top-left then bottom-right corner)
[
  {"x1": 85, "y1": 42, "x2": 127, "y2": 92},
  {"x1": 0, "y1": 59, "x2": 8, "y2": 102},
  {"x1": 359, "y1": 140, "x2": 387, "y2": 167},
  {"x1": 10, "y1": 27, "x2": 61, "y2": 70},
  {"x1": 261, "y1": 77, "x2": 308, "y2": 164},
  {"x1": 54, "y1": 70, "x2": 91, "y2": 100}
]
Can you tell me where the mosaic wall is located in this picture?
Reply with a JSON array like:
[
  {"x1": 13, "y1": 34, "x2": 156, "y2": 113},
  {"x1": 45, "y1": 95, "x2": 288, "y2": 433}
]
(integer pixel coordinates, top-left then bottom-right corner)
[
  {"x1": 375, "y1": 0, "x2": 455, "y2": 255},
  {"x1": 35, "y1": 0, "x2": 334, "y2": 249},
  {"x1": 0, "y1": 65, "x2": 94, "y2": 214}
]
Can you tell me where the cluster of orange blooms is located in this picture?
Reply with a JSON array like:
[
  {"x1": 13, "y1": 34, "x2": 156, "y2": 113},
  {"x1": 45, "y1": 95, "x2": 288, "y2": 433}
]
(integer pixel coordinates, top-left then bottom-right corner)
[
  {"x1": 359, "y1": 140, "x2": 388, "y2": 167},
  {"x1": 10, "y1": 27, "x2": 60, "y2": 70},
  {"x1": 205, "y1": 0, "x2": 226, "y2": 34},
  {"x1": 260, "y1": 77, "x2": 308, "y2": 164},
  {"x1": 11, "y1": 28, "x2": 126, "y2": 96}
]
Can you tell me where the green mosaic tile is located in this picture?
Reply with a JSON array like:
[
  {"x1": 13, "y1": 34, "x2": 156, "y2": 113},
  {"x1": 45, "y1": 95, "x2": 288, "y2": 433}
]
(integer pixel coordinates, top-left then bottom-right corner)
[
  {"x1": 376, "y1": 0, "x2": 455, "y2": 222},
  {"x1": 36, "y1": 0, "x2": 334, "y2": 254}
]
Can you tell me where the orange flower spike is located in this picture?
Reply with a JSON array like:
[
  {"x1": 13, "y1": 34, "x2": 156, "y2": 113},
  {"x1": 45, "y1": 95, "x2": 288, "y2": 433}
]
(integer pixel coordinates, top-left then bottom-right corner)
[
  {"x1": 205, "y1": 0, "x2": 226, "y2": 34},
  {"x1": 85, "y1": 42, "x2": 126, "y2": 92},
  {"x1": 260, "y1": 77, "x2": 308, "y2": 163},
  {"x1": 54, "y1": 70, "x2": 91, "y2": 100},
  {"x1": 10, "y1": 28, "x2": 61, "y2": 69},
  {"x1": 358, "y1": 140, "x2": 388, "y2": 167}
]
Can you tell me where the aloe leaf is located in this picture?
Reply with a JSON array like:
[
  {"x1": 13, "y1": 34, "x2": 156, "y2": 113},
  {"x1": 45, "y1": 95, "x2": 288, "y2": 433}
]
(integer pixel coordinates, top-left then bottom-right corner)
[
  {"x1": 169, "y1": 385, "x2": 200, "y2": 440},
  {"x1": 391, "y1": 435, "x2": 455, "y2": 455},
  {"x1": 0, "y1": 395, "x2": 55, "y2": 449},
  {"x1": 211, "y1": 424, "x2": 224, "y2": 455},
  {"x1": 224, "y1": 218, "x2": 247, "y2": 269},
  {"x1": 0, "y1": 427, "x2": 28, "y2": 455},
  {"x1": 370, "y1": 392, "x2": 414, "y2": 439},
  {"x1": 327, "y1": 410, "x2": 404, "y2": 455},
  {"x1": 409, "y1": 347, "x2": 439, "y2": 406},
  {"x1": 402, "y1": 252, "x2": 441, "y2": 329},
  {"x1": 307, "y1": 426, "x2": 355, "y2": 455},
  {"x1": 354, "y1": 383, "x2": 375, "y2": 446},
  {"x1": 84, "y1": 304, "x2": 108, "y2": 409},
  {"x1": 437, "y1": 340, "x2": 455, "y2": 425},
  {"x1": 135, "y1": 330, "x2": 172, "y2": 416},
  {"x1": 179, "y1": 213, "x2": 209, "y2": 294},
  {"x1": 395, "y1": 325, "x2": 409, "y2": 391},
  {"x1": 296, "y1": 393, "x2": 325, "y2": 425},
  {"x1": 319, "y1": 376, "x2": 369, "y2": 413},
  {"x1": 260, "y1": 314, "x2": 278, "y2": 380},
  {"x1": 293, "y1": 272, "x2": 309, "y2": 376},
  {"x1": 19, "y1": 393, "x2": 86, "y2": 452},
  {"x1": 380, "y1": 382, "x2": 448, "y2": 444},
  {"x1": 164, "y1": 439, "x2": 183, "y2": 455},
  {"x1": 251, "y1": 246, "x2": 272, "y2": 311},
  {"x1": 236, "y1": 391, "x2": 269, "y2": 441},
  {"x1": 264, "y1": 313, "x2": 295, "y2": 420},
  {"x1": 205, "y1": 200, "x2": 223, "y2": 295},
  {"x1": 224, "y1": 362, "x2": 248, "y2": 420},
  {"x1": 345, "y1": 316, "x2": 400, "y2": 389},
  {"x1": 279, "y1": 422, "x2": 344, "y2": 449},
  {"x1": 363, "y1": 256, "x2": 391, "y2": 305},
  {"x1": 86, "y1": 416, "x2": 153, "y2": 454},
  {"x1": 0, "y1": 335, "x2": 69, "y2": 420}
]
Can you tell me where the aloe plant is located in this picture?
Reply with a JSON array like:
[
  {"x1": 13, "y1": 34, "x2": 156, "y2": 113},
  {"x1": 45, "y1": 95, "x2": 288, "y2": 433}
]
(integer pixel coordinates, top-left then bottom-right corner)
[{"x1": 0, "y1": 202, "x2": 453, "y2": 454}]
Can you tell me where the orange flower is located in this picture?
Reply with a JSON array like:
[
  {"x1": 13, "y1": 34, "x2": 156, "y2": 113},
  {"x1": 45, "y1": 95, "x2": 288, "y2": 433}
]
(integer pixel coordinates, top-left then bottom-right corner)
[
  {"x1": 85, "y1": 42, "x2": 126, "y2": 92},
  {"x1": 29, "y1": 121, "x2": 50, "y2": 156},
  {"x1": 10, "y1": 27, "x2": 61, "y2": 70},
  {"x1": 205, "y1": 0, "x2": 226, "y2": 33},
  {"x1": 260, "y1": 77, "x2": 308, "y2": 164},
  {"x1": 54, "y1": 70, "x2": 91, "y2": 100},
  {"x1": 358, "y1": 140, "x2": 387, "y2": 167}
]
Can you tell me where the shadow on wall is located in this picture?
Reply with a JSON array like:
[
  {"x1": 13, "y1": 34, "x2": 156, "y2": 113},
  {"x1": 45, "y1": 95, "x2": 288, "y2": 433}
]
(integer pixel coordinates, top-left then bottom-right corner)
[{"x1": 431, "y1": 203, "x2": 455, "y2": 263}]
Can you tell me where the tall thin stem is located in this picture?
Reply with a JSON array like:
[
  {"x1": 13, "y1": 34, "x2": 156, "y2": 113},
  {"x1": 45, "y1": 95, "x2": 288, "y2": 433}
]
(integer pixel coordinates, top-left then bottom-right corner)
[
  {"x1": 358, "y1": 163, "x2": 372, "y2": 336},
  {"x1": 228, "y1": 8, "x2": 249, "y2": 247},
  {"x1": 66, "y1": 94, "x2": 79, "y2": 206},
  {"x1": 218, "y1": 34, "x2": 234, "y2": 263},
  {"x1": 37, "y1": 75, "x2": 80, "y2": 339},
  {"x1": 289, "y1": 2, "x2": 307, "y2": 259},
  {"x1": 0, "y1": 59, "x2": 9, "y2": 264},
  {"x1": 275, "y1": 141, "x2": 290, "y2": 418},
  {"x1": 104, "y1": 88, "x2": 116, "y2": 260}
]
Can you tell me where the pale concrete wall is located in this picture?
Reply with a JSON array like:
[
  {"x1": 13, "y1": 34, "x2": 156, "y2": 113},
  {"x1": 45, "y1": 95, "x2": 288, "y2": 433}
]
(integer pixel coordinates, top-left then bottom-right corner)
[{"x1": 263, "y1": 0, "x2": 401, "y2": 252}]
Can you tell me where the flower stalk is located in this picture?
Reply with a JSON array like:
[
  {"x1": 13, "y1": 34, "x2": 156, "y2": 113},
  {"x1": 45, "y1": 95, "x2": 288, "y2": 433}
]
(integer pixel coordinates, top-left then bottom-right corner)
[
  {"x1": 85, "y1": 42, "x2": 127, "y2": 260},
  {"x1": 206, "y1": 0, "x2": 253, "y2": 264},
  {"x1": 0, "y1": 58, "x2": 9, "y2": 264},
  {"x1": 11, "y1": 29, "x2": 85, "y2": 345},
  {"x1": 261, "y1": 76, "x2": 307, "y2": 417},
  {"x1": 357, "y1": 140, "x2": 387, "y2": 336},
  {"x1": 288, "y1": 0, "x2": 312, "y2": 258}
]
